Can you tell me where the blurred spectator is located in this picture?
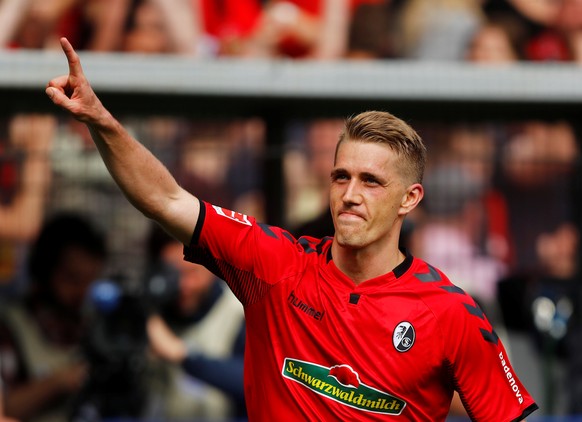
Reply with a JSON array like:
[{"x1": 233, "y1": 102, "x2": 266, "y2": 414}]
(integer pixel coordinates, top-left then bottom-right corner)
[
  {"x1": 495, "y1": 121, "x2": 579, "y2": 414},
  {"x1": 499, "y1": 120, "x2": 579, "y2": 274},
  {"x1": 465, "y1": 19, "x2": 521, "y2": 63},
  {"x1": 122, "y1": 0, "x2": 175, "y2": 54},
  {"x1": 0, "y1": 0, "x2": 27, "y2": 48},
  {"x1": 0, "y1": 115, "x2": 54, "y2": 242},
  {"x1": 285, "y1": 118, "x2": 343, "y2": 235},
  {"x1": 396, "y1": 0, "x2": 484, "y2": 60},
  {"x1": 410, "y1": 161, "x2": 507, "y2": 311},
  {"x1": 537, "y1": 222, "x2": 580, "y2": 414},
  {"x1": 0, "y1": 213, "x2": 107, "y2": 422},
  {"x1": 248, "y1": 0, "x2": 391, "y2": 59},
  {"x1": 197, "y1": 0, "x2": 263, "y2": 57},
  {"x1": 498, "y1": 222, "x2": 579, "y2": 415},
  {"x1": 554, "y1": 0, "x2": 582, "y2": 63},
  {"x1": 174, "y1": 121, "x2": 236, "y2": 210},
  {"x1": 224, "y1": 118, "x2": 266, "y2": 222},
  {"x1": 144, "y1": 223, "x2": 245, "y2": 420},
  {"x1": 0, "y1": 0, "x2": 77, "y2": 49},
  {"x1": 0, "y1": 115, "x2": 54, "y2": 298},
  {"x1": 246, "y1": 0, "x2": 346, "y2": 58},
  {"x1": 482, "y1": 0, "x2": 560, "y2": 37},
  {"x1": 483, "y1": 0, "x2": 569, "y2": 62},
  {"x1": 126, "y1": 0, "x2": 263, "y2": 57},
  {"x1": 122, "y1": 0, "x2": 205, "y2": 55},
  {"x1": 0, "y1": 0, "x2": 132, "y2": 51},
  {"x1": 346, "y1": 0, "x2": 402, "y2": 59}
]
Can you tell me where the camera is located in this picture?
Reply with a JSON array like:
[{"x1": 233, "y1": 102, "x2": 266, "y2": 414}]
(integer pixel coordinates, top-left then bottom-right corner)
[{"x1": 70, "y1": 263, "x2": 180, "y2": 422}]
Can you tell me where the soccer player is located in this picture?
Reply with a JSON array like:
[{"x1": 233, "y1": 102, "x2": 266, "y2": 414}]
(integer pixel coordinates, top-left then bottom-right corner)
[{"x1": 45, "y1": 37, "x2": 538, "y2": 420}]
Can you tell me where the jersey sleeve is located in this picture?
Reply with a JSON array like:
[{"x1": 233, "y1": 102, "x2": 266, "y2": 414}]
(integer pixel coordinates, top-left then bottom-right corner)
[
  {"x1": 184, "y1": 200, "x2": 304, "y2": 306},
  {"x1": 442, "y1": 293, "x2": 538, "y2": 421}
]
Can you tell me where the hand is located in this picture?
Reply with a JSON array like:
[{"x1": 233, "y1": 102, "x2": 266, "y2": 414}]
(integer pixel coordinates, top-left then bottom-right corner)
[
  {"x1": 45, "y1": 38, "x2": 107, "y2": 125},
  {"x1": 147, "y1": 314, "x2": 188, "y2": 363},
  {"x1": 52, "y1": 362, "x2": 88, "y2": 393}
]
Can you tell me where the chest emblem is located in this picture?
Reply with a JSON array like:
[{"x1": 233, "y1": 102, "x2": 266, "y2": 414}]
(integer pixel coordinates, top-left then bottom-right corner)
[{"x1": 393, "y1": 321, "x2": 415, "y2": 352}]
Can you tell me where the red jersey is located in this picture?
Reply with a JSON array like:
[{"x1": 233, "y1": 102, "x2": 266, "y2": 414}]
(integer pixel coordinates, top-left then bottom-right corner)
[{"x1": 184, "y1": 201, "x2": 538, "y2": 421}]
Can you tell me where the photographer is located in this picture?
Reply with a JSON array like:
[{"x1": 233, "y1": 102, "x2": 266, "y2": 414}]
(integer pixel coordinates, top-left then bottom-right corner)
[
  {"x1": 0, "y1": 213, "x2": 106, "y2": 422},
  {"x1": 144, "y1": 223, "x2": 246, "y2": 420}
]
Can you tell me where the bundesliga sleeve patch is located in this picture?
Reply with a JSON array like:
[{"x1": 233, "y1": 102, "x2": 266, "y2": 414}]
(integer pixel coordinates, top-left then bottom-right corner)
[
  {"x1": 211, "y1": 205, "x2": 252, "y2": 226},
  {"x1": 282, "y1": 358, "x2": 406, "y2": 415}
]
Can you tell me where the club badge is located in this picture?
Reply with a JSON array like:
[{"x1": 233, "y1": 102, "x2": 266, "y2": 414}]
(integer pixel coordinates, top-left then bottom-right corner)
[{"x1": 393, "y1": 321, "x2": 415, "y2": 352}]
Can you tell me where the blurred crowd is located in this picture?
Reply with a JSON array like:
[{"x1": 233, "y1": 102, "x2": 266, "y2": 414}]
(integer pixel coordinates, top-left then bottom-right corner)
[
  {"x1": 0, "y1": 0, "x2": 580, "y2": 63},
  {"x1": 0, "y1": 0, "x2": 581, "y2": 421}
]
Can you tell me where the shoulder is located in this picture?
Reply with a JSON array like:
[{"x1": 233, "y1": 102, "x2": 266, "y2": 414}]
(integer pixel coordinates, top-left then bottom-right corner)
[
  {"x1": 407, "y1": 257, "x2": 501, "y2": 348},
  {"x1": 404, "y1": 257, "x2": 481, "y2": 320}
]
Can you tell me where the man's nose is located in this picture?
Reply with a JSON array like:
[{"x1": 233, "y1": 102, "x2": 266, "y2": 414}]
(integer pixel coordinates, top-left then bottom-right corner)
[{"x1": 342, "y1": 180, "x2": 362, "y2": 204}]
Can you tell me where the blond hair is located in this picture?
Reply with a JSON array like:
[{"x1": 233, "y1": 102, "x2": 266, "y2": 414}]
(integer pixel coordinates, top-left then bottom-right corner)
[{"x1": 337, "y1": 110, "x2": 427, "y2": 184}]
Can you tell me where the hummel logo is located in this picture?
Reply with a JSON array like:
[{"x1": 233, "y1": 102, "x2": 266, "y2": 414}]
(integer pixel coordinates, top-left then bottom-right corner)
[{"x1": 288, "y1": 290, "x2": 325, "y2": 321}]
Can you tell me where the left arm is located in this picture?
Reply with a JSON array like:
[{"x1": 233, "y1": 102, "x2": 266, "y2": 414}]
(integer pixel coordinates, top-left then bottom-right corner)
[{"x1": 146, "y1": 315, "x2": 245, "y2": 401}]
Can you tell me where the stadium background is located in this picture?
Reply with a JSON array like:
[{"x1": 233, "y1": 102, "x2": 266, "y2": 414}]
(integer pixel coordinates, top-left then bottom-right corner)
[{"x1": 0, "y1": 0, "x2": 582, "y2": 420}]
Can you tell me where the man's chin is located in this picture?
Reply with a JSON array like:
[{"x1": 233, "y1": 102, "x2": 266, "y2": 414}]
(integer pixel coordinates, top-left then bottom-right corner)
[{"x1": 334, "y1": 231, "x2": 363, "y2": 249}]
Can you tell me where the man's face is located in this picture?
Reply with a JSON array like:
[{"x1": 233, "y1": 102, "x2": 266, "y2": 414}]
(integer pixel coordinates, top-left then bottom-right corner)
[
  {"x1": 52, "y1": 247, "x2": 104, "y2": 311},
  {"x1": 330, "y1": 140, "x2": 412, "y2": 251},
  {"x1": 161, "y1": 242, "x2": 215, "y2": 314}
]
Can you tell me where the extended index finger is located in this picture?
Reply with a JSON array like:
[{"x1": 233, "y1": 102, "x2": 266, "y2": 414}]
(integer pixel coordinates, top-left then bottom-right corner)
[{"x1": 59, "y1": 37, "x2": 84, "y2": 77}]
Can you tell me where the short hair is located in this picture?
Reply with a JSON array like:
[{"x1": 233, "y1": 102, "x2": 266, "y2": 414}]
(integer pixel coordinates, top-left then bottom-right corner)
[{"x1": 337, "y1": 110, "x2": 427, "y2": 184}]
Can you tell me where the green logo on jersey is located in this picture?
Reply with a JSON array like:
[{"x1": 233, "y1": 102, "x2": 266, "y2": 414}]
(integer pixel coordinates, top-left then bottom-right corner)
[{"x1": 282, "y1": 358, "x2": 406, "y2": 415}]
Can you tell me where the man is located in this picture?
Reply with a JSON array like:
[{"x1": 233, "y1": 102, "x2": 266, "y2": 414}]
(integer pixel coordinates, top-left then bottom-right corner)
[
  {"x1": 0, "y1": 212, "x2": 106, "y2": 422},
  {"x1": 45, "y1": 37, "x2": 538, "y2": 420},
  {"x1": 144, "y1": 223, "x2": 245, "y2": 420}
]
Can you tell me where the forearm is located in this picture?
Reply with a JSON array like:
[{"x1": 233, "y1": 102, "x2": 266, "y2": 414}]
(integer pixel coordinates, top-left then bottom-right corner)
[
  {"x1": 87, "y1": 115, "x2": 176, "y2": 215},
  {"x1": 314, "y1": 0, "x2": 350, "y2": 59},
  {"x1": 86, "y1": 113, "x2": 195, "y2": 243},
  {"x1": 181, "y1": 353, "x2": 245, "y2": 402},
  {"x1": 4, "y1": 374, "x2": 73, "y2": 420},
  {"x1": 0, "y1": 153, "x2": 50, "y2": 241}
]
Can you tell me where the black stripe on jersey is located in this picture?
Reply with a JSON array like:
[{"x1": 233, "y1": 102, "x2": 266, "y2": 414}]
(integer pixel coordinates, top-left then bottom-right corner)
[
  {"x1": 463, "y1": 303, "x2": 485, "y2": 320},
  {"x1": 393, "y1": 251, "x2": 413, "y2": 278},
  {"x1": 296, "y1": 237, "x2": 331, "y2": 255},
  {"x1": 190, "y1": 198, "x2": 207, "y2": 246},
  {"x1": 413, "y1": 263, "x2": 442, "y2": 282},
  {"x1": 298, "y1": 238, "x2": 316, "y2": 254},
  {"x1": 440, "y1": 285, "x2": 465, "y2": 295},
  {"x1": 316, "y1": 237, "x2": 332, "y2": 255},
  {"x1": 282, "y1": 231, "x2": 295, "y2": 243},
  {"x1": 257, "y1": 223, "x2": 279, "y2": 239},
  {"x1": 479, "y1": 328, "x2": 499, "y2": 345},
  {"x1": 191, "y1": 247, "x2": 272, "y2": 307},
  {"x1": 349, "y1": 293, "x2": 360, "y2": 304}
]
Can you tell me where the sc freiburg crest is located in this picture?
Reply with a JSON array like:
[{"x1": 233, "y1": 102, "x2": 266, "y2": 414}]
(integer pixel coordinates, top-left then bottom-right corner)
[{"x1": 393, "y1": 322, "x2": 415, "y2": 352}]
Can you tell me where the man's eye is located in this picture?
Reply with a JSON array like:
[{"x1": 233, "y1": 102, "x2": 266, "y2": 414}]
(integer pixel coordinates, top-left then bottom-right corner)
[{"x1": 331, "y1": 173, "x2": 348, "y2": 181}]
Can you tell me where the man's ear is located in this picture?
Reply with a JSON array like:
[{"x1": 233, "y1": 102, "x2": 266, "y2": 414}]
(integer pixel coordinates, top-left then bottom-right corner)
[{"x1": 399, "y1": 183, "x2": 424, "y2": 216}]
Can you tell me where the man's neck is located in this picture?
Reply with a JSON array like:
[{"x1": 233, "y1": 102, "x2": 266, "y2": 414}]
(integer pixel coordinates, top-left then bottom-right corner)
[{"x1": 331, "y1": 242, "x2": 405, "y2": 285}]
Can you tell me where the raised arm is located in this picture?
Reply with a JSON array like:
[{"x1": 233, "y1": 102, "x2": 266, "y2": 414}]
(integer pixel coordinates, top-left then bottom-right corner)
[{"x1": 45, "y1": 37, "x2": 199, "y2": 245}]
